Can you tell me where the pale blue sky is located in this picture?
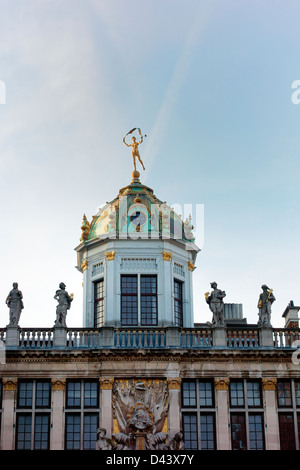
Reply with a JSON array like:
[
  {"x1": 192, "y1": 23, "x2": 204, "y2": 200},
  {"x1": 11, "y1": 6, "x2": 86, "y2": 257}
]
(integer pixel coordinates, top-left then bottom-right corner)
[{"x1": 0, "y1": 0, "x2": 299, "y2": 327}]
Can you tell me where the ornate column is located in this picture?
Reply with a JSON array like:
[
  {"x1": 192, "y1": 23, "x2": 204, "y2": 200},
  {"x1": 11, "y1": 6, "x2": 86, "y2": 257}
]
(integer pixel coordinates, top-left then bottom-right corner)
[
  {"x1": 166, "y1": 377, "x2": 181, "y2": 438},
  {"x1": 162, "y1": 251, "x2": 173, "y2": 325},
  {"x1": 214, "y1": 378, "x2": 231, "y2": 450},
  {"x1": 1, "y1": 378, "x2": 17, "y2": 450},
  {"x1": 262, "y1": 378, "x2": 280, "y2": 450},
  {"x1": 100, "y1": 377, "x2": 114, "y2": 438},
  {"x1": 51, "y1": 378, "x2": 66, "y2": 450}
]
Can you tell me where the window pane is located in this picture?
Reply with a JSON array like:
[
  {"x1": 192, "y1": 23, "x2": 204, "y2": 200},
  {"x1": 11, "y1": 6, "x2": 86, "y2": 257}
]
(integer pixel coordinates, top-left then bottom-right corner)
[
  {"x1": 121, "y1": 275, "x2": 138, "y2": 326},
  {"x1": 230, "y1": 381, "x2": 244, "y2": 407},
  {"x1": 182, "y1": 381, "x2": 196, "y2": 408},
  {"x1": 94, "y1": 280, "x2": 104, "y2": 328},
  {"x1": 18, "y1": 381, "x2": 33, "y2": 408},
  {"x1": 277, "y1": 381, "x2": 292, "y2": 407},
  {"x1": 174, "y1": 280, "x2": 183, "y2": 327},
  {"x1": 231, "y1": 413, "x2": 247, "y2": 450},
  {"x1": 65, "y1": 414, "x2": 81, "y2": 450},
  {"x1": 200, "y1": 413, "x2": 216, "y2": 450},
  {"x1": 247, "y1": 381, "x2": 262, "y2": 408},
  {"x1": 249, "y1": 414, "x2": 264, "y2": 450},
  {"x1": 278, "y1": 413, "x2": 296, "y2": 450},
  {"x1": 295, "y1": 381, "x2": 300, "y2": 407},
  {"x1": 16, "y1": 414, "x2": 32, "y2": 450},
  {"x1": 84, "y1": 381, "x2": 99, "y2": 408},
  {"x1": 67, "y1": 381, "x2": 81, "y2": 408},
  {"x1": 183, "y1": 413, "x2": 198, "y2": 449},
  {"x1": 34, "y1": 414, "x2": 50, "y2": 450},
  {"x1": 141, "y1": 276, "x2": 158, "y2": 326},
  {"x1": 83, "y1": 413, "x2": 99, "y2": 450},
  {"x1": 35, "y1": 381, "x2": 51, "y2": 408},
  {"x1": 199, "y1": 381, "x2": 214, "y2": 408}
]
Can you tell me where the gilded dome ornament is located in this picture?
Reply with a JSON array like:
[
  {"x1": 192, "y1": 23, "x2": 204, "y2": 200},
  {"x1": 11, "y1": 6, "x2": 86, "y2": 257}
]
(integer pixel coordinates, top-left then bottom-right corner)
[{"x1": 123, "y1": 127, "x2": 146, "y2": 172}]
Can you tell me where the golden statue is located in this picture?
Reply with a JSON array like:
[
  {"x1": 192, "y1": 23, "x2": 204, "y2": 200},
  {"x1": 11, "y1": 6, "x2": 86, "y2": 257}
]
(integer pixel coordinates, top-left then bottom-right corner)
[{"x1": 123, "y1": 128, "x2": 145, "y2": 171}]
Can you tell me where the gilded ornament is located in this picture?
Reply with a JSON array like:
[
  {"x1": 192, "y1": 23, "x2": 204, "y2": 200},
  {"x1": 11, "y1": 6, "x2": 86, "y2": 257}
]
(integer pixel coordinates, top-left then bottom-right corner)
[
  {"x1": 81, "y1": 260, "x2": 88, "y2": 272},
  {"x1": 3, "y1": 378, "x2": 18, "y2": 391},
  {"x1": 80, "y1": 214, "x2": 91, "y2": 241},
  {"x1": 51, "y1": 378, "x2": 66, "y2": 391},
  {"x1": 262, "y1": 378, "x2": 277, "y2": 391},
  {"x1": 214, "y1": 377, "x2": 230, "y2": 390},
  {"x1": 166, "y1": 377, "x2": 181, "y2": 390},
  {"x1": 162, "y1": 251, "x2": 172, "y2": 261},
  {"x1": 100, "y1": 377, "x2": 114, "y2": 390},
  {"x1": 105, "y1": 251, "x2": 116, "y2": 261},
  {"x1": 188, "y1": 261, "x2": 195, "y2": 271}
]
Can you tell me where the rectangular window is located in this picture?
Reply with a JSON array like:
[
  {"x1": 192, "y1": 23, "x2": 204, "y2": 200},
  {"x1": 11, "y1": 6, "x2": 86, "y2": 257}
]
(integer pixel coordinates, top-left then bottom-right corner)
[
  {"x1": 278, "y1": 413, "x2": 296, "y2": 450},
  {"x1": 35, "y1": 381, "x2": 51, "y2": 408},
  {"x1": 84, "y1": 381, "x2": 99, "y2": 408},
  {"x1": 66, "y1": 381, "x2": 81, "y2": 408},
  {"x1": 18, "y1": 380, "x2": 33, "y2": 408},
  {"x1": 247, "y1": 381, "x2": 262, "y2": 408},
  {"x1": 277, "y1": 380, "x2": 292, "y2": 407},
  {"x1": 199, "y1": 381, "x2": 214, "y2": 408},
  {"x1": 65, "y1": 414, "x2": 81, "y2": 450},
  {"x1": 200, "y1": 413, "x2": 216, "y2": 450},
  {"x1": 231, "y1": 413, "x2": 247, "y2": 450},
  {"x1": 34, "y1": 414, "x2": 50, "y2": 450},
  {"x1": 140, "y1": 275, "x2": 157, "y2": 326},
  {"x1": 174, "y1": 279, "x2": 183, "y2": 327},
  {"x1": 182, "y1": 413, "x2": 198, "y2": 450},
  {"x1": 182, "y1": 381, "x2": 197, "y2": 408},
  {"x1": 295, "y1": 381, "x2": 300, "y2": 407},
  {"x1": 83, "y1": 413, "x2": 99, "y2": 450},
  {"x1": 121, "y1": 275, "x2": 138, "y2": 326},
  {"x1": 181, "y1": 380, "x2": 216, "y2": 450},
  {"x1": 16, "y1": 380, "x2": 51, "y2": 450},
  {"x1": 94, "y1": 279, "x2": 104, "y2": 327},
  {"x1": 16, "y1": 414, "x2": 32, "y2": 450},
  {"x1": 248, "y1": 414, "x2": 264, "y2": 450},
  {"x1": 65, "y1": 379, "x2": 100, "y2": 450},
  {"x1": 230, "y1": 381, "x2": 244, "y2": 407}
]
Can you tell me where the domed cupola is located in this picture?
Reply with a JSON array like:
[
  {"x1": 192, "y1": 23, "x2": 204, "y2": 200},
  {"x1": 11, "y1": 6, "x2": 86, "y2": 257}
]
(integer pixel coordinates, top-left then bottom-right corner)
[{"x1": 75, "y1": 171, "x2": 200, "y2": 329}]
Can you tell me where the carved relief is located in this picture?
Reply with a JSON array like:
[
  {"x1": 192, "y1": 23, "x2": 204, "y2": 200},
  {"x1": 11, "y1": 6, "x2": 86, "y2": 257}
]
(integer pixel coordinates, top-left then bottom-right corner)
[
  {"x1": 214, "y1": 377, "x2": 230, "y2": 390},
  {"x1": 100, "y1": 377, "x2": 114, "y2": 390},
  {"x1": 105, "y1": 251, "x2": 116, "y2": 261},
  {"x1": 51, "y1": 378, "x2": 66, "y2": 391},
  {"x1": 3, "y1": 378, "x2": 18, "y2": 391},
  {"x1": 112, "y1": 379, "x2": 169, "y2": 450},
  {"x1": 262, "y1": 378, "x2": 277, "y2": 391},
  {"x1": 162, "y1": 251, "x2": 172, "y2": 261},
  {"x1": 166, "y1": 377, "x2": 181, "y2": 390}
]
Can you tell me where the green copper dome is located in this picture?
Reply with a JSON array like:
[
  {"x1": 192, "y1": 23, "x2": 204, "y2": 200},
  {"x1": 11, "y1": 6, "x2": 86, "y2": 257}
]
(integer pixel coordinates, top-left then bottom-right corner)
[{"x1": 80, "y1": 171, "x2": 194, "y2": 244}]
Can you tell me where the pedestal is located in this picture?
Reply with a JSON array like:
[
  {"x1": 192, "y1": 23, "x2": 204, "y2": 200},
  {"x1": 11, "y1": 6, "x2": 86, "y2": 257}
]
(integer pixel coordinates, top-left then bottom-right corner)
[
  {"x1": 213, "y1": 327, "x2": 227, "y2": 347},
  {"x1": 53, "y1": 327, "x2": 67, "y2": 348},
  {"x1": 5, "y1": 326, "x2": 20, "y2": 348}
]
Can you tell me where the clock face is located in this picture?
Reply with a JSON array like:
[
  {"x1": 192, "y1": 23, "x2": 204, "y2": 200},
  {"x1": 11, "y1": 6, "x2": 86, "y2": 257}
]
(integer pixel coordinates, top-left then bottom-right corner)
[{"x1": 130, "y1": 211, "x2": 146, "y2": 226}]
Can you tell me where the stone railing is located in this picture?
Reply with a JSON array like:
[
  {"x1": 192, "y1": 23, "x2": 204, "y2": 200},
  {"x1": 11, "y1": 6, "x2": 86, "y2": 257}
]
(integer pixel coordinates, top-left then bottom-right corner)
[{"x1": 0, "y1": 326, "x2": 299, "y2": 351}]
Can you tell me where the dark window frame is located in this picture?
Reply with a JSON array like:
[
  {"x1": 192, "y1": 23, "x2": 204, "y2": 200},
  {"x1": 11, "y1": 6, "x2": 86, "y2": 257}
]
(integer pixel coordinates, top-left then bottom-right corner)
[
  {"x1": 94, "y1": 278, "x2": 104, "y2": 328},
  {"x1": 174, "y1": 279, "x2": 183, "y2": 327}
]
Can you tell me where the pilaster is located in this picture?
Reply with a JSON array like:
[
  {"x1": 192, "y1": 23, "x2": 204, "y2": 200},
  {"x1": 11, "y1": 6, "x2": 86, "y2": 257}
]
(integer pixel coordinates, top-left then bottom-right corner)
[
  {"x1": 262, "y1": 378, "x2": 280, "y2": 450},
  {"x1": 166, "y1": 377, "x2": 182, "y2": 438},
  {"x1": 100, "y1": 377, "x2": 114, "y2": 438},
  {"x1": 51, "y1": 378, "x2": 66, "y2": 450},
  {"x1": 214, "y1": 377, "x2": 231, "y2": 450},
  {"x1": 1, "y1": 378, "x2": 17, "y2": 450}
]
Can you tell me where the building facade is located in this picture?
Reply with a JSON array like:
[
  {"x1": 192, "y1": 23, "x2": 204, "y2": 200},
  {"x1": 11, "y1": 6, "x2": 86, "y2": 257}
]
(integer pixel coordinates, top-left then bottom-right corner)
[{"x1": 1, "y1": 171, "x2": 300, "y2": 451}]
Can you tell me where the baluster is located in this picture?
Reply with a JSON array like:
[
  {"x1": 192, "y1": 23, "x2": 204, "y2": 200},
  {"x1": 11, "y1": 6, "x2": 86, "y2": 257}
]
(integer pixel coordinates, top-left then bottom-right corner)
[
  {"x1": 115, "y1": 330, "x2": 120, "y2": 347},
  {"x1": 149, "y1": 330, "x2": 153, "y2": 348},
  {"x1": 248, "y1": 331, "x2": 253, "y2": 348}
]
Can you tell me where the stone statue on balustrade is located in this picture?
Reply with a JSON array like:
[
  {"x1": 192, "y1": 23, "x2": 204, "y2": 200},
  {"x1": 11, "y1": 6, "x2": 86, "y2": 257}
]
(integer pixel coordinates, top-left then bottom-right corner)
[
  {"x1": 257, "y1": 285, "x2": 275, "y2": 327},
  {"x1": 5, "y1": 282, "x2": 24, "y2": 327},
  {"x1": 205, "y1": 282, "x2": 226, "y2": 327},
  {"x1": 54, "y1": 282, "x2": 73, "y2": 328},
  {"x1": 95, "y1": 428, "x2": 115, "y2": 450}
]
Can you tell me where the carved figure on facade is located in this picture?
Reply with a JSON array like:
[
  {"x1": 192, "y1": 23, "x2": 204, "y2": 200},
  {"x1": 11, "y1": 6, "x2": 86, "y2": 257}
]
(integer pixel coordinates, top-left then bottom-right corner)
[
  {"x1": 112, "y1": 379, "x2": 170, "y2": 450},
  {"x1": 54, "y1": 282, "x2": 73, "y2": 327},
  {"x1": 257, "y1": 285, "x2": 275, "y2": 327},
  {"x1": 123, "y1": 128, "x2": 145, "y2": 172},
  {"x1": 164, "y1": 432, "x2": 185, "y2": 450},
  {"x1": 95, "y1": 428, "x2": 116, "y2": 450},
  {"x1": 205, "y1": 282, "x2": 226, "y2": 326},
  {"x1": 5, "y1": 282, "x2": 24, "y2": 327}
]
